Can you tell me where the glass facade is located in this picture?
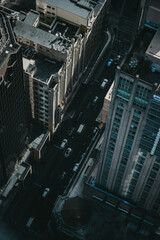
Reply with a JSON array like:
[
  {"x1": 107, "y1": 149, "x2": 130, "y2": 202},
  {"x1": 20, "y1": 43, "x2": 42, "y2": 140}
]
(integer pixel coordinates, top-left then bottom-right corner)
[
  {"x1": 101, "y1": 101, "x2": 124, "y2": 186},
  {"x1": 116, "y1": 77, "x2": 133, "y2": 101},
  {"x1": 114, "y1": 109, "x2": 141, "y2": 194},
  {"x1": 140, "y1": 94, "x2": 160, "y2": 154},
  {"x1": 98, "y1": 67, "x2": 160, "y2": 211}
]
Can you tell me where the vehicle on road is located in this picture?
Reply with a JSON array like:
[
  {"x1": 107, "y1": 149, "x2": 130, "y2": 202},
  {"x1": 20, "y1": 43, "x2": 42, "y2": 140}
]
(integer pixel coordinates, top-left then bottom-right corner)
[
  {"x1": 80, "y1": 152, "x2": 85, "y2": 162},
  {"x1": 42, "y1": 187, "x2": 50, "y2": 198},
  {"x1": 114, "y1": 55, "x2": 121, "y2": 64},
  {"x1": 60, "y1": 171, "x2": 66, "y2": 180},
  {"x1": 26, "y1": 217, "x2": 34, "y2": 228},
  {"x1": 100, "y1": 79, "x2": 108, "y2": 89},
  {"x1": 60, "y1": 139, "x2": 68, "y2": 149},
  {"x1": 74, "y1": 112, "x2": 82, "y2": 122},
  {"x1": 91, "y1": 96, "x2": 99, "y2": 107},
  {"x1": 73, "y1": 163, "x2": 79, "y2": 172},
  {"x1": 67, "y1": 127, "x2": 75, "y2": 136},
  {"x1": 77, "y1": 124, "x2": 85, "y2": 134},
  {"x1": 107, "y1": 58, "x2": 113, "y2": 67},
  {"x1": 92, "y1": 127, "x2": 98, "y2": 135},
  {"x1": 64, "y1": 148, "x2": 72, "y2": 157}
]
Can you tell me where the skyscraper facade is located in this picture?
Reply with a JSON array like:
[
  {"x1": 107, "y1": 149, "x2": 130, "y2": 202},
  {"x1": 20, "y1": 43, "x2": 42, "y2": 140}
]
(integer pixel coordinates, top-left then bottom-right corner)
[
  {"x1": 0, "y1": 11, "x2": 28, "y2": 185},
  {"x1": 96, "y1": 27, "x2": 160, "y2": 214}
]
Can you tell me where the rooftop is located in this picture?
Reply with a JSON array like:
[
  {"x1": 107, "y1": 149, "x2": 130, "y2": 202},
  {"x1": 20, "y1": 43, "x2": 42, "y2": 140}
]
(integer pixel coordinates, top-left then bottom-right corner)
[
  {"x1": 38, "y1": 0, "x2": 97, "y2": 19},
  {"x1": 51, "y1": 19, "x2": 79, "y2": 40},
  {"x1": 121, "y1": 27, "x2": 160, "y2": 85},
  {"x1": 14, "y1": 20, "x2": 71, "y2": 52},
  {"x1": 23, "y1": 51, "x2": 62, "y2": 83},
  {"x1": 146, "y1": 27, "x2": 160, "y2": 62},
  {"x1": 23, "y1": 10, "x2": 39, "y2": 26}
]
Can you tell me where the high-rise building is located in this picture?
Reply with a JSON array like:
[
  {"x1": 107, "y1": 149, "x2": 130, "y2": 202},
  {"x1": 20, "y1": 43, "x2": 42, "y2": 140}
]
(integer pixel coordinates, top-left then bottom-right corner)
[
  {"x1": 12, "y1": 0, "x2": 111, "y2": 133},
  {"x1": 96, "y1": 27, "x2": 160, "y2": 214},
  {"x1": 0, "y1": 10, "x2": 28, "y2": 185}
]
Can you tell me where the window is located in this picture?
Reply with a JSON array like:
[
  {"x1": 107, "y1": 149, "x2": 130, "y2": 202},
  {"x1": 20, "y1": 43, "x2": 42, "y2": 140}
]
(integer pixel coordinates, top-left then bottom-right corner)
[
  {"x1": 38, "y1": 7, "x2": 44, "y2": 11},
  {"x1": 133, "y1": 171, "x2": 140, "y2": 179},
  {"x1": 147, "y1": 178, "x2": 154, "y2": 186},
  {"x1": 137, "y1": 156, "x2": 145, "y2": 165},
  {"x1": 129, "y1": 185, "x2": 135, "y2": 192},
  {"x1": 150, "y1": 170, "x2": 157, "y2": 179},
  {"x1": 153, "y1": 163, "x2": 160, "y2": 171},
  {"x1": 121, "y1": 157, "x2": 128, "y2": 165},
  {"x1": 123, "y1": 149, "x2": 130, "y2": 158},
  {"x1": 135, "y1": 164, "x2": 142, "y2": 172},
  {"x1": 126, "y1": 191, "x2": 132, "y2": 198},
  {"x1": 144, "y1": 185, "x2": 151, "y2": 192},
  {"x1": 130, "y1": 178, "x2": 137, "y2": 186}
]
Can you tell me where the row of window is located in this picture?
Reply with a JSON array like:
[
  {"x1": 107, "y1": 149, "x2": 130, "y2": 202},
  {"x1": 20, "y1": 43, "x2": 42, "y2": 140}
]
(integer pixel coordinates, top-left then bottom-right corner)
[
  {"x1": 38, "y1": 5, "x2": 55, "y2": 11},
  {"x1": 103, "y1": 102, "x2": 124, "y2": 184}
]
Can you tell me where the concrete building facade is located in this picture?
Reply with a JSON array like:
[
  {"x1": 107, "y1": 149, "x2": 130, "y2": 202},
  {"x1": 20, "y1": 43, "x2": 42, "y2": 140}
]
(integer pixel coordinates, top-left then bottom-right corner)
[
  {"x1": 0, "y1": 10, "x2": 28, "y2": 185},
  {"x1": 11, "y1": 0, "x2": 110, "y2": 133},
  {"x1": 96, "y1": 27, "x2": 160, "y2": 215}
]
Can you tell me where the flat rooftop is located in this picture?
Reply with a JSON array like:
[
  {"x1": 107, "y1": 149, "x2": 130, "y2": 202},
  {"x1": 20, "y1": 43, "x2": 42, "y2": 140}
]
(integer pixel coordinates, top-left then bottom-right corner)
[
  {"x1": 39, "y1": 0, "x2": 96, "y2": 19},
  {"x1": 146, "y1": 27, "x2": 160, "y2": 62},
  {"x1": 51, "y1": 19, "x2": 79, "y2": 40},
  {"x1": 23, "y1": 52, "x2": 62, "y2": 83},
  {"x1": 14, "y1": 20, "x2": 71, "y2": 52},
  {"x1": 121, "y1": 27, "x2": 160, "y2": 85},
  {"x1": 23, "y1": 11, "x2": 39, "y2": 26}
]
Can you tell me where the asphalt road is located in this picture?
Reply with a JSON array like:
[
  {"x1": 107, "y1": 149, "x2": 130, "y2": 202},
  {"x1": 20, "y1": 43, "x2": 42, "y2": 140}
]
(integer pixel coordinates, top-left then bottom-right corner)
[{"x1": 0, "y1": 48, "x2": 117, "y2": 240}]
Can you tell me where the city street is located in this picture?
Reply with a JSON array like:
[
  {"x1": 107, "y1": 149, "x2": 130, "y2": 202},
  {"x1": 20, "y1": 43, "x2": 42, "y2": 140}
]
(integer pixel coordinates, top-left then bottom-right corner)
[{"x1": 0, "y1": 47, "x2": 117, "y2": 240}]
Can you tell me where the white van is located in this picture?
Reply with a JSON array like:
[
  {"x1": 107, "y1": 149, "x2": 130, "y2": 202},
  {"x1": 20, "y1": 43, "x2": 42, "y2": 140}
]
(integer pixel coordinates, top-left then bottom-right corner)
[
  {"x1": 77, "y1": 124, "x2": 85, "y2": 134},
  {"x1": 100, "y1": 79, "x2": 108, "y2": 89},
  {"x1": 26, "y1": 217, "x2": 34, "y2": 228}
]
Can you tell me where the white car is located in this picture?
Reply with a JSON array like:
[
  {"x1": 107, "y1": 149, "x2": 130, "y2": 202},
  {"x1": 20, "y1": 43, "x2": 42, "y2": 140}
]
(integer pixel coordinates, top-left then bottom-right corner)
[
  {"x1": 100, "y1": 79, "x2": 108, "y2": 89},
  {"x1": 73, "y1": 163, "x2": 79, "y2": 172},
  {"x1": 60, "y1": 139, "x2": 68, "y2": 149},
  {"x1": 64, "y1": 148, "x2": 72, "y2": 157},
  {"x1": 91, "y1": 96, "x2": 99, "y2": 107},
  {"x1": 42, "y1": 187, "x2": 50, "y2": 198}
]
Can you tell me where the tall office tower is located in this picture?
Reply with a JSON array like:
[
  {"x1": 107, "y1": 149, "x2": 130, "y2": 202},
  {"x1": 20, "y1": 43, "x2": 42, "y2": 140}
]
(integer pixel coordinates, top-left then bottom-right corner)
[
  {"x1": 96, "y1": 27, "x2": 160, "y2": 214},
  {"x1": 0, "y1": 11, "x2": 28, "y2": 185}
]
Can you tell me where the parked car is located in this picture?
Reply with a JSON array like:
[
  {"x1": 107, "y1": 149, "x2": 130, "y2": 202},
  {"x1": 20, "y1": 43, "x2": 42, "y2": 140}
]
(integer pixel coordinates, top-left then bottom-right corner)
[
  {"x1": 60, "y1": 139, "x2": 68, "y2": 149},
  {"x1": 60, "y1": 171, "x2": 66, "y2": 180},
  {"x1": 42, "y1": 188, "x2": 50, "y2": 198},
  {"x1": 91, "y1": 96, "x2": 99, "y2": 107},
  {"x1": 92, "y1": 127, "x2": 98, "y2": 135},
  {"x1": 100, "y1": 79, "x2": 108, "y2": 89},
  {"x1": 107, "y1": 58, "x2": 113, "y2": 67},
  {"x1": 67, "y1": 127, "x2": 75, "y2": 136},
  {"x1": 64, "y1": 148, "x2": 72, "y2": 157},
  {"x1": 80, "y1": 152, "x2": 85, "y2": 162},
  {"x1": 73, "y1": 163, "x2": 79, "y2": 172},
  {"x1": 114, "y1": 55, "x2": 121, "y2": 64}
]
